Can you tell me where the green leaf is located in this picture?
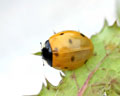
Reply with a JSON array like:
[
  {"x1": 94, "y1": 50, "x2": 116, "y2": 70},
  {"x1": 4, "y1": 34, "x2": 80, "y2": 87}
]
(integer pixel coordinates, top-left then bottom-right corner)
[
  {"x1": 33, "y1": 52, "x2": 42, "y2": 56},
  {"x1": 116, "y1": 1, "x2": 120, "y2": 24},
  {"x1": 38, "y1": 20, "x2": 120, "y2": 96}
]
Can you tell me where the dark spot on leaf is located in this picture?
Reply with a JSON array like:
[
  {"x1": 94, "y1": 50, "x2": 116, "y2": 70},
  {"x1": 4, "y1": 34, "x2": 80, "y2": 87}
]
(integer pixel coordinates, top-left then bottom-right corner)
[
  {"x1": 69, "y1": 39, "x2": 72, "y2": 44},
  {"x1": 53, "y1": 87, "x2": 57, "y2": 91},
  {"x1": 60, "y1": 33, "x2": 64, "y2": 35},
  {"x1": 47, "y1": 87, "x2": 50, "y2": 90},
  {"x1": 102, "y1": 68, "x2": 106, "y2": 71},
  {"x1": 80, "y1": 33, "x2": 85, "y2": 37},
  {"x1": 71, "y1": 56, "x2": 75, "y2": 62},
  {"x1": 94, "y1": 53, "x2": 97, "y2": 56}
]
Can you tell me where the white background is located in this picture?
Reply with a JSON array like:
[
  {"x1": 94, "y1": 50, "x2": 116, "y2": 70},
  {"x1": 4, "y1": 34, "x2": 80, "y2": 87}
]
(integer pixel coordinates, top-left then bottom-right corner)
[{"x1": 0, "y1": 0, "x2": 117, "y2": 96}]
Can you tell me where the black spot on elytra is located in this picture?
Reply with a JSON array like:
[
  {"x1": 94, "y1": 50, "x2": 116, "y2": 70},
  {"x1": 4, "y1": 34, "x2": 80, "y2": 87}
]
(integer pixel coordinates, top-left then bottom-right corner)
[
  {"x1": 80, "y1": 33, "x2": 85, "y2": 37},
  {"x1": 64, "y1": 67, "x2": 68, "y2": 69},
  {"x1": 54, "y1": 53, "x2": 59, "y2": 56},
  {"x1": 71, "y1": 56, "x2": 75, "y2": 62},
  {"x1": 69, "y1": 39, "x2": 72, "y2": 44},
  {"x1": 60, "y1": 33, "x2": 64, "y2": 35}
]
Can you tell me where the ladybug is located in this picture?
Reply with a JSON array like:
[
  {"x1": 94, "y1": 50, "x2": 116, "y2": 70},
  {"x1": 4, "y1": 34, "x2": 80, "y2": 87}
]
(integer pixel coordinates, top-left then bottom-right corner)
[{"x1": 41, "y1": 30, "x2": 94, "y2": 70}]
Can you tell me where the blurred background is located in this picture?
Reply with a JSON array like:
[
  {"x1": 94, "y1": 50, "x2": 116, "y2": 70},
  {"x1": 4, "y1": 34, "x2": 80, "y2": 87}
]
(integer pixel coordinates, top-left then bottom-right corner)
[{"x1": 0, "y1": 0, "x2": 118, "y2": 96}]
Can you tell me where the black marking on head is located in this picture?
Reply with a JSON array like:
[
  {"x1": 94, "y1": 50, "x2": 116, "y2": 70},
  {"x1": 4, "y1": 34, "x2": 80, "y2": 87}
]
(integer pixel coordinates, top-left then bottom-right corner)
[
  {"x1": 60, "y1": 33, "x2": 64, "y2": 35},
  {"x1": 69, "y1": 39, "x2": 72, "y2": 44},
  {"x1": 41, "y1": 40, "x2": 52, "y2": 67},
  {"x1": 84, "y1": 60, "x2": 88, "y2": 64},
  {"x1": 71, "y1": 56, "x2": 75, "y2": 62},
  {"x1": 80, "y1": 33, "x2": 85, "y2": 37},
  {"x1": 54, "y1": 53, "x2": 59, "y2": 56},
  {"x1": 64, "y1": 67, "x2": 68, "y2": 69}
]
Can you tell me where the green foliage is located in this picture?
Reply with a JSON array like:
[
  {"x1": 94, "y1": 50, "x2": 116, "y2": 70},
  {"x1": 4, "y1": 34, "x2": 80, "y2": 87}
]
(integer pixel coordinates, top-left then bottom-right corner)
[
  {"x1": 38, "y1": 21, "x2": 120, "y2": 96},
  {"x1": 33, "y1": 52, "x2": 42, "y2": 56}
]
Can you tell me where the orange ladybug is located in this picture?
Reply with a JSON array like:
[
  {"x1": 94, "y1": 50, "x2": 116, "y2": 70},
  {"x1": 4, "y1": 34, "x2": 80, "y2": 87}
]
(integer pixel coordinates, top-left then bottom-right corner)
[{"x1": 41, "y1": 30, "x2": 94, "y2": 70}]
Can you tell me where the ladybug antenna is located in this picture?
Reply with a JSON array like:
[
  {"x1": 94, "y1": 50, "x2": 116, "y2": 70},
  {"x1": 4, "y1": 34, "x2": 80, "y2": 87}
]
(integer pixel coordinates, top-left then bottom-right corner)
[
  {"x1": 40, "y1": 42, "x2": 42, "y2": 50},
  {"x1": 53, "y1": 30, "x2": 56, "y2": 34}
]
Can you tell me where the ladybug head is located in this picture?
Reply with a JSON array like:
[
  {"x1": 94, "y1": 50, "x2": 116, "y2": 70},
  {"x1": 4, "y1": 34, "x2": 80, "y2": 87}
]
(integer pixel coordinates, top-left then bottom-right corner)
[{"x1": 41, "y1": 40, "x2": 52, "y2": 67}]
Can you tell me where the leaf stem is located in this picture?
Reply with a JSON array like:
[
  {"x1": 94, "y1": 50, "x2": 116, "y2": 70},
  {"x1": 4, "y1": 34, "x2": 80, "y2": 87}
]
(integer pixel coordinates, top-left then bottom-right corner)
[{"x1": 78, "y1": 53, "x2": 109, "y2": 96}]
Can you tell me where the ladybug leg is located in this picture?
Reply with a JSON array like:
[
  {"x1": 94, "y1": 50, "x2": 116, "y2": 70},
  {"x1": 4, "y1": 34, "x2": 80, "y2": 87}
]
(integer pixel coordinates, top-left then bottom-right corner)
[
  {"x1": 71, "y1": 72, "x2": 79, "y2": 90},
  {"x1": 85, "y1": 63, "x2": 90, "y2": 71},
  {"x1": 84, "y1": 60, "x2": 90, "y2": 71}
]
